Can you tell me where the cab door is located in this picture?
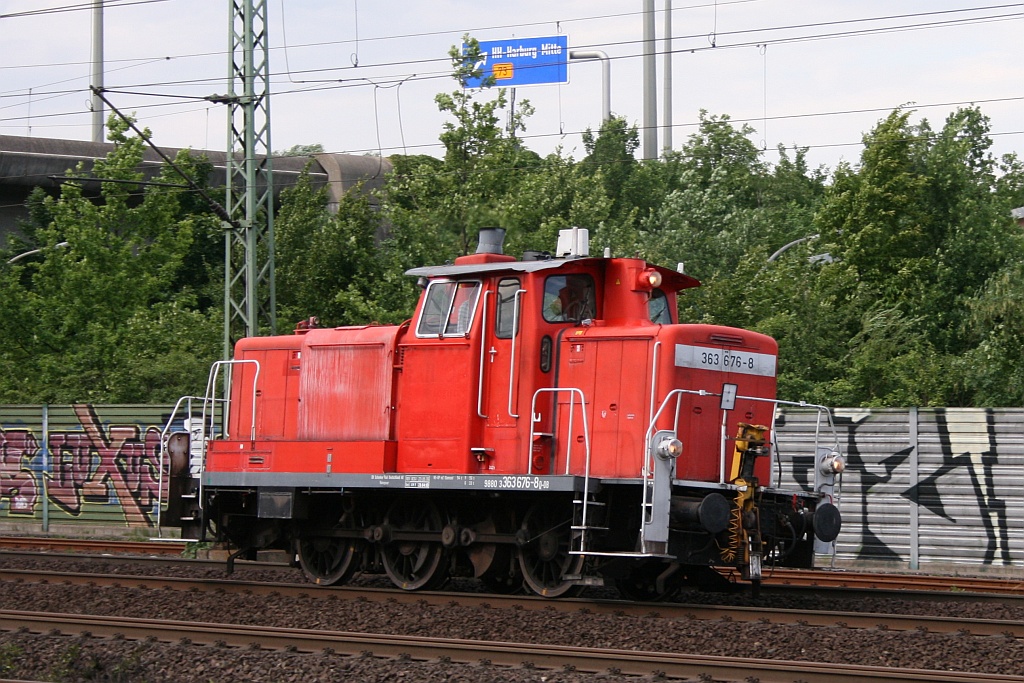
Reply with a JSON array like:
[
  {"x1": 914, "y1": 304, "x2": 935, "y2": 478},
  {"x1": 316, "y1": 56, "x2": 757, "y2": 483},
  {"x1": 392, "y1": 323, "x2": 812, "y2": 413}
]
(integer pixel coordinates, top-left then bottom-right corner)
[
  {"x1": 395, "y1": 279, "x2": 482, "y2": 473},
  {"x1": 477, "y1": 278, "x2": 525, "y2": 472},
  {"x1": 482, "y1": 278, "x2": 522, "y2": 428}
]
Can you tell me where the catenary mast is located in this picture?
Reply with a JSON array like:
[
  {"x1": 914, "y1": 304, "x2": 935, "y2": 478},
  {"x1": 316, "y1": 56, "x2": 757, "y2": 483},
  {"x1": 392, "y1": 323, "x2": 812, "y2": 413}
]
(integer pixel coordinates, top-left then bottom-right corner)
[{"x1": 223, "y1": 0, "x2": 276, "y2": 356}]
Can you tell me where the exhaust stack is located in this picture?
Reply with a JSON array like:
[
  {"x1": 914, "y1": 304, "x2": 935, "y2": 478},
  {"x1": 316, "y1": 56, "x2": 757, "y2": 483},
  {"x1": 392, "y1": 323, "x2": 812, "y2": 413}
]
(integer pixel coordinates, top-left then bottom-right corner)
[{"x1": 476, "y1": 227, "x2": 506, "y2": 255}]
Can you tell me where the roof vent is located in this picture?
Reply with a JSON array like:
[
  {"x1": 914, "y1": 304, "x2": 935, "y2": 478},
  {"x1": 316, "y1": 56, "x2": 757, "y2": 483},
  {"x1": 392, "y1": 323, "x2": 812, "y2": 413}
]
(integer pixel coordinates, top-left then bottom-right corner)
[{"x1": 476, "y1": 227, "x2": 506, "y2": 255}]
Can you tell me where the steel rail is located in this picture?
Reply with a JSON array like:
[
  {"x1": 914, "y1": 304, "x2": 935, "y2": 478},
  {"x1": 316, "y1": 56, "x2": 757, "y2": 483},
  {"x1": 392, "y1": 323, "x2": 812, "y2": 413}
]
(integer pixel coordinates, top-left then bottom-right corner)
[
  {"x1": 2, "y1": 568, "x2": 1023, "y2": 639},
  {"x1": 763, "y1": 567, "x2": 1024, "y2": 594},
  {"x1": 0, "y1": 537, "x2": 186, "y2": 555},
  {"x1": 1, "y1": 609, "x2": 1021, "y2": 683},
  {"x1": 4, "y1": 538, "x2": 1023, "y2": 595}
]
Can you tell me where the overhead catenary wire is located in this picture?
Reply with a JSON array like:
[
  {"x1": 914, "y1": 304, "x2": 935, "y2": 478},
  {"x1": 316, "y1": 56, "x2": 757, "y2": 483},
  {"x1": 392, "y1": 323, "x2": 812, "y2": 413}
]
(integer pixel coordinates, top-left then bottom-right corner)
[
  {"x1": 2, "y1": 3, "x2": 1021, "y2": 109},
  {"x1": 4, "y1": 3, "x2": 1023, "y2": 97},
  {"x1": 5, "y1": 7, "x2": 1023, "y2": 149},
  {"x1": 1, "y1": 1, "x2": 1021, "y2": 171}
]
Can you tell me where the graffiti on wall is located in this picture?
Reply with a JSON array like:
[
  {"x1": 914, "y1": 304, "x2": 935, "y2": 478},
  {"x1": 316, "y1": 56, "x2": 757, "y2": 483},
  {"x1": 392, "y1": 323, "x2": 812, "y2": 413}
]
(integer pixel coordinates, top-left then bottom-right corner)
[
  {"x1": 0, "y1": 429, "x2": 39, "y2": 514},
  {"x1": 785, "y1": 408, "x2": 1015, "y2": 566},
  {"x1": 0, "y1": 404, "x2": 1020, "y2": 562},
  {"x1": 0, "y1": 405, "x2": 163, "y2": 526}
]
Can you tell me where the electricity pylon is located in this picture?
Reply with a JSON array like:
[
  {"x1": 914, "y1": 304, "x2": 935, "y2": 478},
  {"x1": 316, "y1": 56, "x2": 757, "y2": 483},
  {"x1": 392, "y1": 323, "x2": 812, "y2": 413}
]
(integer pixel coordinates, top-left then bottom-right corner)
[{"x1": 222, "y1": 0, "x2": 275, "y2": 357}]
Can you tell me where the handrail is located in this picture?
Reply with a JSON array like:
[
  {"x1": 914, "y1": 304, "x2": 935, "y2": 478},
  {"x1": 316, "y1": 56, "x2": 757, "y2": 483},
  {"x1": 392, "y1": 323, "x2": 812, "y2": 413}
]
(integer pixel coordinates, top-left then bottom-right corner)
[
  {"x1": 507, "y1": 289, "x2": 526, "y2": 418},
  {"x1": 476, "y1": 290, "x2": 491, "y2": 418},
  {"x1": 529, "y1": 386, "x2": 593, "y2": 547},
  {"x1": 203, "y1": 359, "x2": 260, "y2": 442},
  {"x1": 198, "y1": 359, "x2": 260, "y2": 509},
  {"x1": 157, "y1": 394, "x2": 205, "y2": 532},
  {"x1": 647, "y1": 341, "x2": 660, "y2": 430},
  {"x1": 645, "y1": 388, "x2": 842, "y2": 485},
  {"x1": 528, "y1": 387, "x2": 590, "y2": 476}
]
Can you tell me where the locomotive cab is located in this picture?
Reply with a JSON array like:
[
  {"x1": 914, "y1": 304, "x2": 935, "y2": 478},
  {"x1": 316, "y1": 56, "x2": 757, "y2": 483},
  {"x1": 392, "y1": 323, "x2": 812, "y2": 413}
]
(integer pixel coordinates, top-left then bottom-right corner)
[{"x1": 160, "y1": 227, "x2": 843, "y2": 598}]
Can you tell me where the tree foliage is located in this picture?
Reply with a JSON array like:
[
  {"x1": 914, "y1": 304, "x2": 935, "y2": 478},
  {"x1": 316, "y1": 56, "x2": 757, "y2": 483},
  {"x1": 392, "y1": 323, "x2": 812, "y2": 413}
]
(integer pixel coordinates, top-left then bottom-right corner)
[
  {"x1": 0, "y1": 116, "x2": 220, "y2": 402},
  {"x1": 3, "y1": 43, "x2": 1021, "y2": 408}
]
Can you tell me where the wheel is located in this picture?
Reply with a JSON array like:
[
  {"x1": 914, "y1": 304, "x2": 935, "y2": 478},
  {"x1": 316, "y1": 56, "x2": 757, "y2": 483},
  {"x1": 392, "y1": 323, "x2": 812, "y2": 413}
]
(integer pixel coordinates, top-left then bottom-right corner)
[
  {"x1": 296, "y1": 535, "x2": 360, "y2": 586},
  {"x1": 517, "y1": 502, "x2": 584, "y2": 598},
  {"x1": 614, "y1": 560, "x2": 686, "y2": 602},
  {"x1": 470, "y1": 513, "x2": 523, "y2": 594},
  {"x1": 381, "y1": 499, "x2": 449, "y2": 590}
]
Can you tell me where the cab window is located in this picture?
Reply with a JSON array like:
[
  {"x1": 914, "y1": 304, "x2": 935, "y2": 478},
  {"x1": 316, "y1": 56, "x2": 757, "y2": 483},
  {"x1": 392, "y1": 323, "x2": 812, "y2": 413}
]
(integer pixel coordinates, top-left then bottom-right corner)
[
  {"x1": 648, "y1": 288, "x2": 672, "y2": 324},
  {"x1": 495, "y1": 278, "x2": 521, "y2": 339},
  {"x1": 543, "y1": 274, "x2": 595, "y2": 323},
  {"x1": 416, "y1": 280, "x2": 481, "y2": 337}
]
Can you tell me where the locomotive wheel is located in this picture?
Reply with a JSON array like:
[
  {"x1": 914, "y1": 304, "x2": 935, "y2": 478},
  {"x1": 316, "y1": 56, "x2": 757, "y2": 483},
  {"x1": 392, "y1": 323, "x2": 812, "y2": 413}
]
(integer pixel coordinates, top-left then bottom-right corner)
[
  {"x1": 471, "y1": 514, "x2": 523, "y2": 594},
  {"x1": 517, "y1": 502, "x2": 584, "y2": 598},
  {"x1": 381, "y1": 499, "x2": 449, "y2": 591},
  {"x1": 296, "y1": 535, "x2": 360, "y2": 586},
  {"x1": 613, "y1": 560, "x2": 686, "y2": 602}
]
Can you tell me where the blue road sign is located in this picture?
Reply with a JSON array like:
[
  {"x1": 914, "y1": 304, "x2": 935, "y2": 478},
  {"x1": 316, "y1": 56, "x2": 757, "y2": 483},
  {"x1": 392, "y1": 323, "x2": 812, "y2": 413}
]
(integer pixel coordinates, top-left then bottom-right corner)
[{"x1": 462, "y1": 36, "x2": 569, "y2": 88}]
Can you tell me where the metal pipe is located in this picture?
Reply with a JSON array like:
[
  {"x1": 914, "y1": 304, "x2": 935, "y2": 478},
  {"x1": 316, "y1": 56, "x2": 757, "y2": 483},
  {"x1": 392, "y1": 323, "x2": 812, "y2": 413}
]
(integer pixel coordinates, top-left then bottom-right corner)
[
  {"x1": 662, "y1": 0, "x2": 673, "y2": 152},
  {"x1": 91, "y1": 0, "x2": 104, "y2": 142},
  {"x1": 568, "y1": 51, "x2": 611, "y2": 122},
  {"x1": 477, "y1": 291, "x2": 491, "y2": 418},
  {"x1": 41, "y1": 404, "x2": 49, "y2": 532},
  {"x1": 642, "y1": 0, "x2": 658, "y2": 159}
]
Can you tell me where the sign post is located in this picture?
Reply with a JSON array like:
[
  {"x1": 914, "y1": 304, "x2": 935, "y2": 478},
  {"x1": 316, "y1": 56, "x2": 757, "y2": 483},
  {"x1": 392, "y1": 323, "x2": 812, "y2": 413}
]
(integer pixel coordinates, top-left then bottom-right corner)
[{"x1": 463, "y1": 36, "x2": 569, "y2": 88}]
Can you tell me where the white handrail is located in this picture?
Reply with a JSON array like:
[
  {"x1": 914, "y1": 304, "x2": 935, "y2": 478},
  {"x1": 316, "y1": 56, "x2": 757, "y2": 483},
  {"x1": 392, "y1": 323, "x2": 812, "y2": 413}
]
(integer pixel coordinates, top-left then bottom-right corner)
[
  {"x1": 529, "y1": 386, "x2": 593, "y2": 547},
  {"x1": 477, "y1": 290, "x2": 491, "y2": 418},
  {"x1": 528, "y1": 387, "x2": 590, "y2": 476},
  {"x1": 156, "y1": 394, "x2": 204, "y2": 531},
  {"x1": 204, "y1": 359, "x2": 260, "y2": 442},
  {"x1": 645, "y1": 388, "x2": 842, "y2": 484},
  {"x1": 507, "y1": 289, "x2": 526, "y2": 418},
  {"x1": 198, "y1": 359, "x2": 261, "y2": 509}
]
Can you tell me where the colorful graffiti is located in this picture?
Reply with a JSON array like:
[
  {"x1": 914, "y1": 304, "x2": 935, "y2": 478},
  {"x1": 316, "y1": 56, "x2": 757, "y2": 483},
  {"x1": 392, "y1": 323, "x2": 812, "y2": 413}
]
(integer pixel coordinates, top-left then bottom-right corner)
[
  {"x1": 0, "y1": 429, "x2": 39, "y2": 515},
  {"x1": 0, "y1": 405, "x2": 164, "y2": 526}
]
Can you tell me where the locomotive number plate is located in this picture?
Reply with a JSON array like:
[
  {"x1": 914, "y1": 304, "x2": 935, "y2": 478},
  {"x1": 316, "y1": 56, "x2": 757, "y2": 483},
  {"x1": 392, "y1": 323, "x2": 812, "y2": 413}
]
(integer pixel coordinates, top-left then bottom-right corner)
[{"x1": 674, "y1": 344, "x2": 776, "y2": 377}]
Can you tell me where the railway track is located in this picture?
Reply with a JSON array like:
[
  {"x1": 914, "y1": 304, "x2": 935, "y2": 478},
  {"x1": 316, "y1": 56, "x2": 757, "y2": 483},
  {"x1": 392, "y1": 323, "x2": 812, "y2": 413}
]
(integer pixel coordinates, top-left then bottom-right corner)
[
  {"x1": 763, "y1": 567, "x2": 1024, "y2": 595},
  {"x1": 3, "y1": 608, "x2": 1021, "y2": 683},
  {"x1": 2, "y1": 566, "x2": 1023, "y2": 639},
  {"x1": 0, "y1": 536, "x2": 185, "y2": 556},
  {"x1": 2, "y1": 536, "x2": 1023, "y2": 596}
]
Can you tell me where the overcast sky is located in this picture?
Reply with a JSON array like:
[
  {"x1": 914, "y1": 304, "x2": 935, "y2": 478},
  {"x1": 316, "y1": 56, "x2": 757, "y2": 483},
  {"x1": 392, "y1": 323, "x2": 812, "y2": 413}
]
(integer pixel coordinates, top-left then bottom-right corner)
[{"x1": 3, "y1": 0, "x2": 1022, "y2": 173}]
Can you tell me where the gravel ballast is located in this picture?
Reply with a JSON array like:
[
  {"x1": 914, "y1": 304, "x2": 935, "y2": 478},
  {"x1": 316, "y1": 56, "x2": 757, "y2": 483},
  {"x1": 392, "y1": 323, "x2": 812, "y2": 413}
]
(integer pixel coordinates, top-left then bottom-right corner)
[{"x1": 1, "y1": 555, "x2": 1023, "y2": 682}]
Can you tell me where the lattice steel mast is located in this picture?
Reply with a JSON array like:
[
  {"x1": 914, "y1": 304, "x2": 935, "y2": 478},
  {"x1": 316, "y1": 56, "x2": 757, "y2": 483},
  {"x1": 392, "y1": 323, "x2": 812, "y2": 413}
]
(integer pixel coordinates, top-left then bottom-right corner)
[{"x1": 223, "y1": 0, "x2": 276, "y2": 357}]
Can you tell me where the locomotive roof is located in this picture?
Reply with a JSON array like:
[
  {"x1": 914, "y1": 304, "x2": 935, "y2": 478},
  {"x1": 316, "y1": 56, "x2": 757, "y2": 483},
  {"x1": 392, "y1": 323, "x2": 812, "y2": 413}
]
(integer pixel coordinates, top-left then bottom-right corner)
[
  {"x1": 405, "y1": 256, "x2": 701, "y2": 291},
  {"x1": 405, "y1": 258, "x2": 572, "y2": 278}
]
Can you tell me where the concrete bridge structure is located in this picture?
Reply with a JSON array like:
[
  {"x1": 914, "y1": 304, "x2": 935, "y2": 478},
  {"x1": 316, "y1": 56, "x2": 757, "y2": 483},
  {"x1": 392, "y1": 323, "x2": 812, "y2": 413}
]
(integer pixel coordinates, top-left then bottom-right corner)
[{"x1": 0, "y1": 134, "x2": 391, "y2": 241}]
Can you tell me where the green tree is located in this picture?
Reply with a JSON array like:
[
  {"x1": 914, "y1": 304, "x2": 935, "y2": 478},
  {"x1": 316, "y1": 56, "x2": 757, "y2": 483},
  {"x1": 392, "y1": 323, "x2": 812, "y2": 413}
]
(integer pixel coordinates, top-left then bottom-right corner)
[
  {"x1": 0, "y1": 116, "x2": 220, "y2": 402},
  {"x1": 275, "y1": 169, "x2": 416, "y2": 327},
  {"x1": 580, "y1": 115, "x2": 639, "y2": 218},
  {"x1": 386, "y1": 36, "x2": 540, "y2": 261},
  {"x1": 803, "y1": 107, "x2": 1020, "y2": 406}
]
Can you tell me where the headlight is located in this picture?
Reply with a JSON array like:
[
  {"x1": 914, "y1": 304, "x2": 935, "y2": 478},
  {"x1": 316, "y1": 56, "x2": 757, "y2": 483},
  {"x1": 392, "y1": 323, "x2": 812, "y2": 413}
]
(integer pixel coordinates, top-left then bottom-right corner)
[
  {"x1": 656, "y1": 437, "x2": 683, "y2": 460},
  {"x1": 819, "y1": 452, "x2": 845, "y2": 475}
]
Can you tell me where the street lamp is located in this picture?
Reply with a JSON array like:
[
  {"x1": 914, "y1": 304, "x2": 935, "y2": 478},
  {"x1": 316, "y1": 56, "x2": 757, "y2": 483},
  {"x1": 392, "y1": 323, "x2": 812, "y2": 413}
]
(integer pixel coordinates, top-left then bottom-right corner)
[{"x1": 5, "y1": 241, "x2": 69, "y2": 265}]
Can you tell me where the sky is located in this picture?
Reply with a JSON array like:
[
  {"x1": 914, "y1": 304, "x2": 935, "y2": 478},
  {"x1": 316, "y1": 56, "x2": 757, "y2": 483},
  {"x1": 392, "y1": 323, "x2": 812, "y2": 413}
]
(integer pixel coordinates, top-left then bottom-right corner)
[{"x1": 2, "y1": 0, "x2": 1023, "y2": 174}]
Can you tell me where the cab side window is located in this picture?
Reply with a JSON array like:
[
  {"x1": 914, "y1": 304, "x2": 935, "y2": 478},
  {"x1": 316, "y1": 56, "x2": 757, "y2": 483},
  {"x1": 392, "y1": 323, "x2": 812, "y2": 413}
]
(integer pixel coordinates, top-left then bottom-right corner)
[
  {"x1": 543, "y1": 274, "x2": 596, "y2": 323},
  {"x1": 495, "y1": 278, "x2": 521, "y2": 339},
  {"x1": 648, "y1": 288, "x2": 673, "y2": 324},
  {"x1": 416, "y1": 280, "x2": 481, "y2": 337}
]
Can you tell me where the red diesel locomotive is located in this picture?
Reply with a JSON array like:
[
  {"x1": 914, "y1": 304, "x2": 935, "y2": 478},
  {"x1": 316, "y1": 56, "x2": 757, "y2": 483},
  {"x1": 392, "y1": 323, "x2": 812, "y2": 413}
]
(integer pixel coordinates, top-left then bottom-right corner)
[{"x1": 161, "y1": 227, "x2": 843, "y2": 598}]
